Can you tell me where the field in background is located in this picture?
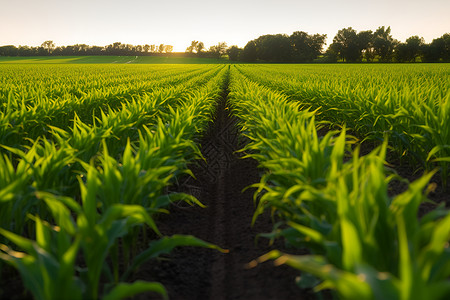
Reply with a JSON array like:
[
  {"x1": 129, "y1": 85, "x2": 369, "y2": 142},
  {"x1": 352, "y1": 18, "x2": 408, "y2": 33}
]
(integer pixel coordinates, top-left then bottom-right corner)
[{"x1": 0, "y1": 55, "x2": 230, "y2": 64}]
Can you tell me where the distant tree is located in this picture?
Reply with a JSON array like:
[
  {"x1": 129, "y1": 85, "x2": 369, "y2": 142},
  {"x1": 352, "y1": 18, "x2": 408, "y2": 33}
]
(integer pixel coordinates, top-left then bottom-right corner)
[
  {"x1": 396, "y1": 36, "x2": 425, "y2": 63},
  {"x1": 208, "y1": 45, "x2": 218, "y2": 57},
  {"x1": 395, "y1": 43, "x2": 409, "y2": 62},
  {"x1": 164, "y1": 45, "x2": 173, "y2": 53},
  {"x1": 52, "y1": 46, "x2": 63, "y2": 55},
  {"x1": 90, "y1": 46, "x2": 104, "y2": 55},
  {"x1": 158, "y1": 44, "x2": 165, "y2": 53},
  {"x1": 290, "y1": 31, "x2": 312, "y2": 62},
  {"x1": 105, "y1": 42, "x2": 122, "y2": 55},
  {"x1": 76, "y1": 44, "x2": 91, "y2": 55},
  {"x1": 404, "y1": 36, "x2": 424, "y2": 62},
  {"x1": 195, "y1": 42, "x2": 205, "y2": 55},
  {"x1": 217, "y1": 42, "x2": 227, "y2": 56},
  {"x1": 124, "y1": 44, "x2": 134, "y2": 54},
  {"x1": 289, "y1": 31, "x2": 326, "y2": 62},
  {"x1": 41, "y1": 40, "x2": 55, "y2": 55},
  {"x1": 357, "y1": 30, "x2": 374, "y2": 61},
  {"x1": 422, "y1": 33, "x2": 450, "y2": 62},
  {"x1": 0, "y1": 45, "x2": 18, "y2": 56},
  {"x1": 143, "y1": 44, "x2": 150, "y2": 53},
  {"x1": 150, "y1": 44, "x2": 156, "y2": 53},
  {"x1": 330, "y1": 27, "x2": 360, "y2": 62},
  {"x1": 227, "y1": 45, "x2": 242, "y2": 61},
  {"x1": 17, "y1": 46, "x2": 34, "y2": 56},
  {"x1": 254, "y1": 34, "x2": 292, "y2": 62},
  {"x1": 208, "y1": 42, "x2": 227, "y2": 58},
  {"x1": 373, "y1": 26, "x2": 397, "y2": 62},
  {"x1": 104, "y1": 42, "x2": 139, "y2": 55},
  {"x1": 440, "y1": 33, "x2": 450, "y2": 61},
  {"x1": 324, "y1": 44, "x2": 339, "y2": 62},
  {"x1": 242, "y1": 41, "x2": 257, "y2": 62},
  {"x1": 36, "y1": 46, "x2": 48, "y2": 56},
  {"x1": 186, "y1": 41, "x2": 198, "y2": 53},
  {"x1": 310, "y1": 33, "x2": 328, "y2": 59},
  {"x1": 135, "y1": 45, "x2": 143, "y2": 53},
  {"x1": 59, "y1": 45, "x2": 72, "y2": 55}
]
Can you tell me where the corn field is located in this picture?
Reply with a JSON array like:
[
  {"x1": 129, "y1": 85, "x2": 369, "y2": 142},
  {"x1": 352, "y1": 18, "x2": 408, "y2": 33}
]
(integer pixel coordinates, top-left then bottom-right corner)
[{"x1": 0, "y1": 63, "x2": 449, "y2": 300}]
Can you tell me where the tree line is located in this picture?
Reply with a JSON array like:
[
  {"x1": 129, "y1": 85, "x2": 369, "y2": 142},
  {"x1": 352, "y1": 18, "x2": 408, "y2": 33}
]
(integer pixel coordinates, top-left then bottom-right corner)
[
  {"x1": 229, "y1": 27, "x2": 449, "y2": 63},
  {"x1": 0, "y1": 41, "x2": 174, "y2": 57},
  {"x1": 227, "y1": 31, "x2": 327, "y2": 63},
  {"x1": 185, "y1": 40, "x2": 228, "y2": 59},
  {"x1": 1, "y1": 26, "x2": 449, "y2": 63},
  {"x1": 326, "y1": 26, "x2": 449, "y2": 63}
]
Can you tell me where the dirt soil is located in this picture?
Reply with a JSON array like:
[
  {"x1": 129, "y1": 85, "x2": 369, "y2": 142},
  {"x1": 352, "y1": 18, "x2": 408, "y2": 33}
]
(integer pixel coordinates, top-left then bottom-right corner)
[{"x1": 134, "y1": 80, "x2": 318, "y2": 300}]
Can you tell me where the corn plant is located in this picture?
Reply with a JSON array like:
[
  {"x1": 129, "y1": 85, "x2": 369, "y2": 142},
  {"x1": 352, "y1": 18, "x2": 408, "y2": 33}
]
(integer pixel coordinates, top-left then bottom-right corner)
[
  {"x1": 0, "y1": 64, "x2": 223, "y2": 148},
  {"x1": 0, "y1": 62, "x2": 228, "y2": 299},
  {"x1": 229, "y1": 67, "x2": 450, "y2": 300},
  {"x1": 0, "y1": 138, "x2": 77, "y2": 236},
  {"x1": 0, "y1": 187, "x2": 168, "y2": 300},
  {"x1": 234, "y1": 64, "x2": 450, "y2": 185},
  {"x1": 0, "y1": 167, "x2": 225, "y2": 300},
  {"x1": 0, "y1": 150, "x2": 34, "y2": 235},
  {"x1": 253, "y1": 166, "x2": 450, "y2": 300}
]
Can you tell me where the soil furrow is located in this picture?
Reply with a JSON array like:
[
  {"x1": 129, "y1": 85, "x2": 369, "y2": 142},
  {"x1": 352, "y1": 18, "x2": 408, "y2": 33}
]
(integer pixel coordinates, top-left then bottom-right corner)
[{"x1": 137, "y1": 70, "x2": 314, "y2": 299}]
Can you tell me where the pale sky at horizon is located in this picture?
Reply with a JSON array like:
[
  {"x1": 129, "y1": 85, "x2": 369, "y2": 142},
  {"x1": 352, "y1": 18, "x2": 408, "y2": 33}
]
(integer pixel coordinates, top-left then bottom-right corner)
[{"x1": 0, "y1": 0, "x2": 449, "y2": 52}]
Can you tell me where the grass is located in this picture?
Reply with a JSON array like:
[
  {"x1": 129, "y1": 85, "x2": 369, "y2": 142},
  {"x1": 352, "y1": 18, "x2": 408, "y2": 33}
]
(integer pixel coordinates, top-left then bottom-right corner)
[{"x1": 0, "y1": 55, "x2": 231, "y2": 64}]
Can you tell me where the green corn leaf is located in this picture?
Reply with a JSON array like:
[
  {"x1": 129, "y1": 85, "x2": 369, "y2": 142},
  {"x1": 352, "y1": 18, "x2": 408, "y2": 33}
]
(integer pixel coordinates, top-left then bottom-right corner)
[
  {"x1": 34, "y1": 216, "x2": 52, "y2": 253},
  {"x1": 99, "y1": 204, "x2": 160, "y2": 236},
  {"x1": 341, "y1": 218, "x2": 362, "y2": 272},
  {"x1": 164, "y1": 192, "x2": 206, "y2": 208},
  {"x1": 396, "y1": 214, "x2": 413, "y2": 300},
  {"x1": 251, "y1": 250, "x2": 372, "y2": 300},
  {"x1": 36, "y1": 192, "x2": 80, "y2": 235},
  {"x1": 356, "y1": 265, "x2": 399, "y2": 300},
  {"x1": 288, "y1": 221, "x2": 325, "y2": 244},
  {"x1": 0, "y1": 227, "x2": 35, "y2": 254}
]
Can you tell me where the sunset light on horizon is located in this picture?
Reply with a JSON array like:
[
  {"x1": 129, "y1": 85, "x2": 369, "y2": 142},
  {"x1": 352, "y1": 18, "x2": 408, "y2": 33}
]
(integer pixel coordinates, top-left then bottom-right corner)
[{"x1": 0, "y1": 0, "x2": 449, "y2": 52}]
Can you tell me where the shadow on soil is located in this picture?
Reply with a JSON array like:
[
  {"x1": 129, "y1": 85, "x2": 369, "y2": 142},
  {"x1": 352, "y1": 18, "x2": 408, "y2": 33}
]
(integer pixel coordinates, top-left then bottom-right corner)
[{"x1": 135, "y1": 72, "x2": 318, "y2": 300}]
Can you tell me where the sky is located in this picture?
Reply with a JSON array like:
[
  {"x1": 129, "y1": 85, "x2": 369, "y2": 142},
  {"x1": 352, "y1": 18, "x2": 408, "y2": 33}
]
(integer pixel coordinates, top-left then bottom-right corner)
[{"x1": 0, "y1": 0, "x2": 449, "y2": 52}]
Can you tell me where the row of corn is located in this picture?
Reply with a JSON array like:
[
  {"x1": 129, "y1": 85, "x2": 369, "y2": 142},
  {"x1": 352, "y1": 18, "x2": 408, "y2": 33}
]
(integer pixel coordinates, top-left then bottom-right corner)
[
  {"x1": 0, "y1": 64, "x2": 222, "y2": 147},
  {"x1": 235, "y1": 64, "x2": 450, "y2": 185},
  {"x1": 0, "y1": 64, "x2": 227, "y2": 299},
  {"x1": 228, "y1": 66, "x2": 450, "y2": 300}
]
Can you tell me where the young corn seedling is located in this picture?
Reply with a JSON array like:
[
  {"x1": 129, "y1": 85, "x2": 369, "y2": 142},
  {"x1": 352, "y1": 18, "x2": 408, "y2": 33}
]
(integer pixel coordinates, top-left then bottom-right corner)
[
  {"x1": 253, "y1": 168, "x2": 449, "y2": 300},
  {"x1": 0, "y1": 190, "x2": 169, "y2": 300},
  {"x1": 234, "y1": 64, "x2": 449, "y2": 186},
  {"x1": 0, "y1": 150, "x2": 34, "y2": 235}
]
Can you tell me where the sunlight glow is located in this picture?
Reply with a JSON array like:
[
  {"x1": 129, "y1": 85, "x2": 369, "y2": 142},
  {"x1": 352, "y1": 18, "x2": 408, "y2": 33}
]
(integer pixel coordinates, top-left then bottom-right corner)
[{"x1": 0, "y1": 0, "x2": 448, "y2": 51}]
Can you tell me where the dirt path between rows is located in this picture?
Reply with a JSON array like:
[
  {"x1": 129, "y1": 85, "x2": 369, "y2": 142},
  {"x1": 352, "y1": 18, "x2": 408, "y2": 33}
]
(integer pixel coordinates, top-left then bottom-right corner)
[{"x1": 136, "y1": 74, "x2": 316, "y2": 300}]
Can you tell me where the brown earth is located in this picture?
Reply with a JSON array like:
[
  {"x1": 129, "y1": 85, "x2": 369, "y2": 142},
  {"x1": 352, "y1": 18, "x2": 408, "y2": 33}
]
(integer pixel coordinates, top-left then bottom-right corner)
[{"x1": 133, "y1": 82, "x2": 319, "y2": 300}]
